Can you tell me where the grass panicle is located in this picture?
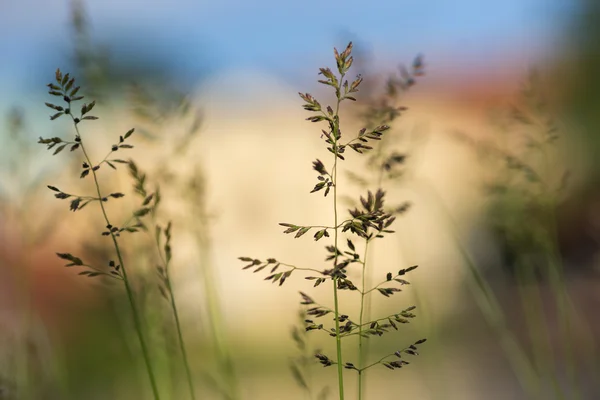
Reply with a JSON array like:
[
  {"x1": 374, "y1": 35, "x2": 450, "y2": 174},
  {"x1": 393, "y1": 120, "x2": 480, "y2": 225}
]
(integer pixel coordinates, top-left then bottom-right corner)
[
  {"x1": 239, "y1": 42, "x2": 426, "y2": 400},
  {"x1": 40, "y1": 69, "x2": 163, "y2": 400}
]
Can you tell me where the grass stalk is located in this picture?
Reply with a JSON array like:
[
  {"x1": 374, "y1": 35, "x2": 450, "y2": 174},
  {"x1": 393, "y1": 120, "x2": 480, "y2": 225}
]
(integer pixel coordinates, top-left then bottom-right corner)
[
  {"x1": 357, "y1": 237, "x2": 370, "y2": 400},
  {"x1": 153, "y1": 223, "x2": 196, "y2": 400},
  {"x1": 358, "y1": 145, "x2": 387, "y2": 400},
  {"x1": 239, "y1": 42, "x2": 426, "y2": 400},
  {"x1": 540, "y1": 145, "x2": 586, "y2": 400},
  {"x1": 514, "y1": 261, "x2": 562, "y2": 398},
  {"x1": 409, "y1": 178, "x2": 542, "y2": 398},
  {"x1": 41, "y1": 71, "x2": 161, "y2": 399},
  {"x1": 166, "y1": 264, "x2": 196, "y2": 400},
  {"x1": 191, "y1": 183, "x2": 240, "y2": 400},
  {"x1": 332, "y1": 89, "x2": 345, "y2": 398},
  {"x1": 76, "y1": 132, "x2": 161, "y2": 400},
  {"x1": 353, "y1": 62, "x2": 424, "y2": 398}
]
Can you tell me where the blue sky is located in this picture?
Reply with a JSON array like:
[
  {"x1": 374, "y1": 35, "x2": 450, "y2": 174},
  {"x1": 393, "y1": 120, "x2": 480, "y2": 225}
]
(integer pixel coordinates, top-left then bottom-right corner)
[
  {"x1": 0, "y1": 0, "x2": 581, "y2": 184},
  {"x1": 1, "y1": 0, "x2": 580, "y2": 153},
  {"x1": 1, "y1": 0, "x2": 577, "y2": 91}
]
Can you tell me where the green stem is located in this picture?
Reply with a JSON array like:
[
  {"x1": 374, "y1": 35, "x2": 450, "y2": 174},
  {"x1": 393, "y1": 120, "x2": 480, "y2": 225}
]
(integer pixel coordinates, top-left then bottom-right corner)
[
  {"x1": 196, "y1": 225, "x2": 240, "y2": 400},
  {"x1": 332, "y1": 279, "x2": 344, "y2": 400},
  {"x1": 357, "y1": 238, "x2": 371, "y2": 400},
  {"x1": 514, "y1": 259, "x2": 557, "y2": 397},
  {"x1": 540, "y1": 146, "x2": 585, "y2": 400},
  {"x1": 191, "y1": 173, "x2": 239, "y2": 399},
  {"x1": 410, "y1": 178, "x2": 542, "y2": 399},
  {"x1": 332, "y1": 81, "x2": 345, "y2": 400},
  {"x1": 152, "y1": 224, "x2": 196, "y2": 400},
  {"x1": 165, "y1": 277, "x2": 196, "y2": 400},
  {"x1": 544, "y1": 256, "x2": 577, "y2": 400},
  {"x1": 118, "y1": 251, "x2": 161, "y2": 400},
  {"x1": 359, "y1": 136, "x2": 387, "y2": 399},
  {"x1": 73, "y1": 119, "x2": 161, "y2": 400}
]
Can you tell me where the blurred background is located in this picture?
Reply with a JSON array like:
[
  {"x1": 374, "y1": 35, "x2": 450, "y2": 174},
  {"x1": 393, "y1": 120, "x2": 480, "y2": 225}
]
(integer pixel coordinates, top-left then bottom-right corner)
[{"x1": 1, "y1": 0, "x2": 599, "y2": 399}]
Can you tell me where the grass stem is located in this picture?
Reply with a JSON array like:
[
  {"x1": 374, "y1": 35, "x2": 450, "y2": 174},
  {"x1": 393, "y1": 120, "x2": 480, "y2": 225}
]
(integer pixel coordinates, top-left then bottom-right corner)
[
  {"x1": 357, "y1": 238, "x2": 371, "y2": 400},
  {"x1": 73, "y1": 119, "x2": 161, "y2": 400},
  {"x1": 332, "y1": 82, "x2": 345, "y2": 400}
]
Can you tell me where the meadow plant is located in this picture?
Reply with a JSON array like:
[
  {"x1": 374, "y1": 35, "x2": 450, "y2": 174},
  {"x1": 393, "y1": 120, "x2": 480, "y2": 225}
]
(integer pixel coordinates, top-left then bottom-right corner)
[
  {"x1": 153, "y1": 220, "x2": 197, "y2": 400},
  {"x1": 450, "y1": 69, "x2": 595, "y2": 399},
  {"x1": 239, "y1": 42, "x2": 426, "y2": 399},
  {"x1": 129, "y1": 82, "x2": 240, "y2": 400},
  {"x1": 51, "y1": 3, "x2": 237, "y2": 395},
  {"x1": 69, "y1": 3, "x2": 210, "y2": 396},
  {"x1": 38, "y1": 69, "x2": 175, "y2": 400},
  {"x1": 454, "y1": 69, "x2": 566, "y2": 281},
  {"x1": 342, "y1": 54, "x2": 426, "y2": 396},
  {"x1": 125, "y1": 84, "x2": 202, "y2": 400},
  {"x1": 131, "y1": 165, "x2": 198, "y2": 400}
]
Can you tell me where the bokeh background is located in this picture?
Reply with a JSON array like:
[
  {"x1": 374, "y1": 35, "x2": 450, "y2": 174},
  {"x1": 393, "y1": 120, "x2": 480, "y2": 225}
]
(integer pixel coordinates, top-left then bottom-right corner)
[{"x1": 1, "y1": 0, "x2": 599, "y2": 399}]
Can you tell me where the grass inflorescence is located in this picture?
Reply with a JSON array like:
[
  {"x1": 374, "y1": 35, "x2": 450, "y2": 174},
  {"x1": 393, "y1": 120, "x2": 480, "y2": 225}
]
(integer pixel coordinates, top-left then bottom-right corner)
[
  {"x1": 239, "y1": 42, "x2": 426, "y2": 400},
  {"x1": 39, "y1": 69, "x2": 198, "y2": 400}
]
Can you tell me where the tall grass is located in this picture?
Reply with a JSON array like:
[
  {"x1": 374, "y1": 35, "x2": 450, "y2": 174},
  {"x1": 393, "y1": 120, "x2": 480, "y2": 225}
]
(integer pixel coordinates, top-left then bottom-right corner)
[
  {"x1": 443, "y1": 69, "x2": 596, "y2": 399},
  {"x1": 40, "y1": 70, "x2": 164, "y2": 399},
  {"x1": 239, "y1": 42, "x2": 427, "y2": 399}
]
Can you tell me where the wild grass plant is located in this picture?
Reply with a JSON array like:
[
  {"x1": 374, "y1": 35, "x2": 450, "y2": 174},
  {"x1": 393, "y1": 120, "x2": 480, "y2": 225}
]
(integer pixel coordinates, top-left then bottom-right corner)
[
  {"x1": 30, "y1": 3, "x2": 239, "y2": 398},
  {"x1": 38, "y1": 69, "x2": 202, "y2": 400},
  {"x1": 239, "y1": 42, "x2": 426, "y2": 400},
  {"x1": 446, "y1": 69, "x2": 597, "y2": 399},
  {"x1": 382, "y1": 88, "x2": 549, "y2": 399},
  {"x1": 342, "y1": 54, "x2": 427, "y2": 398},
  {"x1": 287, "y1": 53, "x2": 426, "y2": 400},
  {"x1": 28, "y1": 14, "x2": 583, "y2": 398},
  {"x1": 68, "y1": 2, "x2": 239, "y2": 396},
  {"x1": 129, "y1": 82, "x2": 240, "y2": 400}
]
